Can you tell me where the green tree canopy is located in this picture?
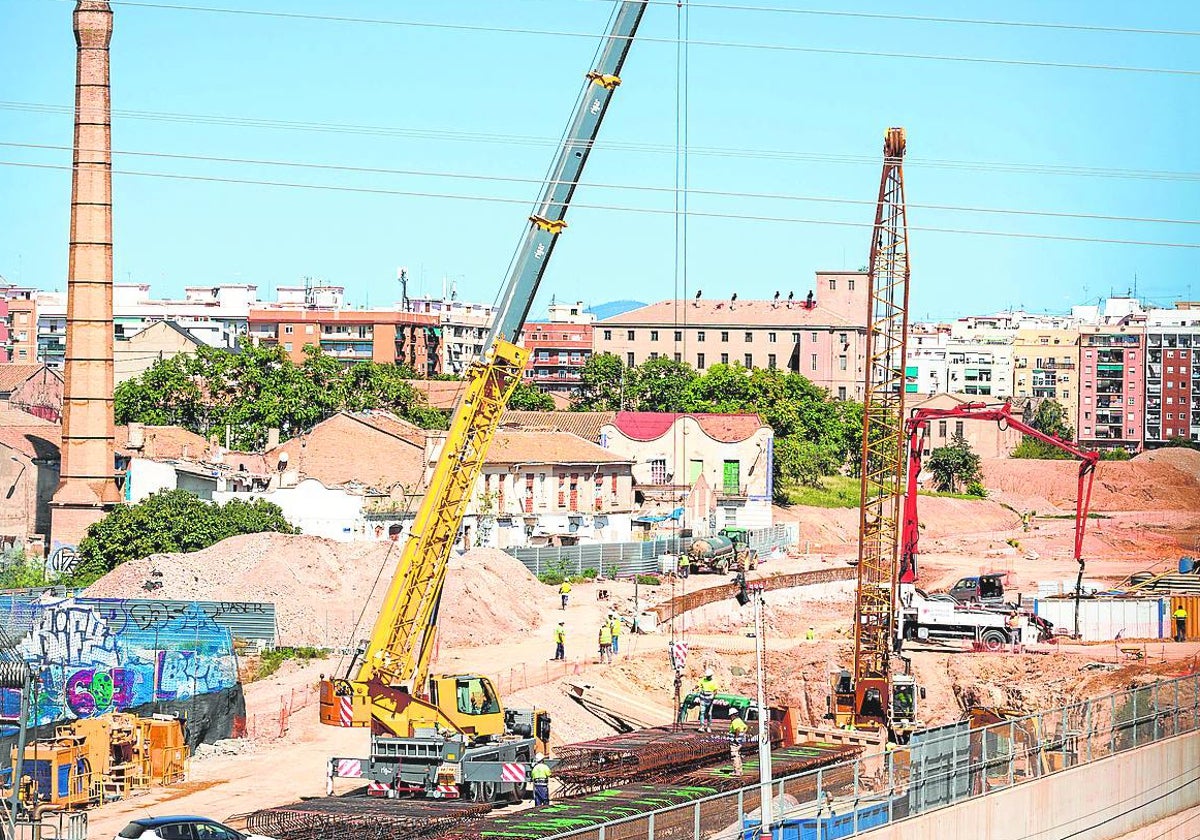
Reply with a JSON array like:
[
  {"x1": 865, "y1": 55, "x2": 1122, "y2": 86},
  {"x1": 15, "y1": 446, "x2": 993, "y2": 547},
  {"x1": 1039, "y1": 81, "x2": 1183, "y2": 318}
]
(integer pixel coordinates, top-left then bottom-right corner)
[
  {"x1": 73, "y1": 490, "x2": 297, "y2": 585},
  {"x1": 927, "y1": 432, "x2": 983, "y2": 493},
  {"x1": 574, "y1": 352, "x2": 632, "y2": 411},
  {"x1": 115, "y1": 344, "x2": 446, "y2": 450},
  {"x1": 1012, "y1": 398, "x2": 1076, "y2": 459},
  {"x1": 508, "y1": 381, "x2": 556, "y2": 411}
]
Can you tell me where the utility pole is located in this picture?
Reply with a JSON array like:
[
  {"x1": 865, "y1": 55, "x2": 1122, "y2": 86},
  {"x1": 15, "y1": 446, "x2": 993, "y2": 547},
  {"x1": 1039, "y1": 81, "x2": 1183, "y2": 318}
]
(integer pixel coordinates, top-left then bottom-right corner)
[{"x1": 751, "y1": 583, "x2": 773, "y2": 840}]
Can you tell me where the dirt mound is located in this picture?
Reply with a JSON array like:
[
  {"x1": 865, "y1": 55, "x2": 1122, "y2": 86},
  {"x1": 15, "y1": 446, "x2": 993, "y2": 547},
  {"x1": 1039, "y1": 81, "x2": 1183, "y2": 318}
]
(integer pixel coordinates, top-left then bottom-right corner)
[
  {"x1": 84, "y1": 535, "x2": 545, "y2": 648},
  {"x1": 983, "y1": 457, "x2": 1200, "y2": 512},
  {"x1": 1135, "y1": 447, "x2": 1200, "y2": 477}
]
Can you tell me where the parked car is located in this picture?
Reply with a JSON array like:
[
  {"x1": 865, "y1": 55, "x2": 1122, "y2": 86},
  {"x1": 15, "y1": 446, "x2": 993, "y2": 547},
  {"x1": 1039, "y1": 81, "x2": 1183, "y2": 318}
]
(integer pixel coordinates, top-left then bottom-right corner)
[
  {"x1": 116, "y1": 816, "x2": 276, "y2": 840},
  {"x1": 946, "y1": 573, "x2": 1006, "y2": 605}
]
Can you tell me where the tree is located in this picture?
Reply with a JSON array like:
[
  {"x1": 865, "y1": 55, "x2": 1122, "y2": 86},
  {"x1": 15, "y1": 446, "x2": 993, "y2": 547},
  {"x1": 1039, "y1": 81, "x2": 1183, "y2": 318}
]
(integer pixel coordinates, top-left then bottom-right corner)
[
  {"x1": 926, "y1": 432, "x2": 982, "y2": 493},
  {"x1": 637, "y1": 357, "x2": 696, "y2": 412},
  {"x1": 574, "y1": 353, "x2": 632, "y2": 411},
  {"x1": 73, "y1": 490, "x2": 297, "y2": 585},
  {"x1": 1012, "y1": 398, "x2": 1076, "y2": 459},
  {"x1": 509, "y1": 381, "x2": 556, "y2": 411}
]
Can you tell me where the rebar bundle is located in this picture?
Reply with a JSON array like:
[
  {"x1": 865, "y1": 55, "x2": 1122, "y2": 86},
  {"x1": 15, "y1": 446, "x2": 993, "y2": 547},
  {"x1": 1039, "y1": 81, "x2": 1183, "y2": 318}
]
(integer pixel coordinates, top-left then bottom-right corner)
[{"x1": 245, "y1": 796, "x2": 491, "y2": 840}]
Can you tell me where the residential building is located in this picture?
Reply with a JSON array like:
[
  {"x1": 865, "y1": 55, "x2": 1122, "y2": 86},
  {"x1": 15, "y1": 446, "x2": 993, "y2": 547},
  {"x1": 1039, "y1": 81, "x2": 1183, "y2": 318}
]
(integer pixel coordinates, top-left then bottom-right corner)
[
  {"x1": 594, "y1": 272, "x2": 870, "y2": 400},
  {"x1": 520, "y1": 304, "x2": 594, "y2": 396},
  {"x1": 1077, "y1": 325, "x2": 1145, "y2": 451},
  {"x1": 111, "y1": 283, "x2": 258, "y2": 348},
  {"x1": 34, "y1": 292, "x2": 66, "y2": 369},
  {"x1": 944, "y1": 332, "x2": 1014, "y2": 399},
  {"x1": 114, "y1": 320, "x2": 205, "y2": 384},
  {"x1": 905, "y1": 324, "x2": 950, "y2": 396},
  {"x1": 406, "y1": 295, "x2": 496, "y2": 375},
  {"x1": 907, "y1": 393, "x2": 1023, "y2": 460},
  {"x1": 0, "y1": 296, "x2": 7, "y2": 363},
  {"x1": 2, "y1": 287, "x2": 37, "y2": 364},
  {"x1": 248, "y1": 308, "x2": 441, "y2": 374},
  {"x1": 0, "y1": 405, "x2": 60, "y2": 551},
  {"x1": 1011, "y1": 328, "x2": 1080, "y2": 429},
  {"x1": 598, "y1": 412, "x2": 773, "y2": 533},
  {"x1": 1145, "y1": 305, "x2": 1200, "y2": 445},
  {"x1": 0, "y1": 364, "x2": 63, "y2": 422}
]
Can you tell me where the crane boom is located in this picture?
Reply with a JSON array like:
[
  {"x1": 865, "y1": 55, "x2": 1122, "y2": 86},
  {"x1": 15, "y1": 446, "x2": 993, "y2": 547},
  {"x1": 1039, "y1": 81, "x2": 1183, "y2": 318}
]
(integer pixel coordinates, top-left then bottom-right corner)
[{"x1": 319, "y1": 3, "x2": 648, "y2": 793}]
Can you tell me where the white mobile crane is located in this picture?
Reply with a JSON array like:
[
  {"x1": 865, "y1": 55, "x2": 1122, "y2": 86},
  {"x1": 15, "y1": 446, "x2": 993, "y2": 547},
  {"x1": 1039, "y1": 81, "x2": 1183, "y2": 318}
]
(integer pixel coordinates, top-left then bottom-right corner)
[{"x1": 318, "y1": 1, "x2": 648, "y2": 802}]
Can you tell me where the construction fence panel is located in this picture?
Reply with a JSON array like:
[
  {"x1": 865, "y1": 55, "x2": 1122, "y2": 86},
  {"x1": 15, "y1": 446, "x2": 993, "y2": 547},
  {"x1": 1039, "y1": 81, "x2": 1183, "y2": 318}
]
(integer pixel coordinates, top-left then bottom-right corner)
[{"x1": 534, "y1": 673, "x2": 1200, "y2": 840}]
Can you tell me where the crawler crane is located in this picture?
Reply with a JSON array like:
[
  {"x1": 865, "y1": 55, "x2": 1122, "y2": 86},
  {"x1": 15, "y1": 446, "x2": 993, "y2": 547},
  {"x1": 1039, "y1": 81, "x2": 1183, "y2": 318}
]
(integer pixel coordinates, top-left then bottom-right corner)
[{"x1": 318, "y1": 1, "x2": 648, "y2": 801}]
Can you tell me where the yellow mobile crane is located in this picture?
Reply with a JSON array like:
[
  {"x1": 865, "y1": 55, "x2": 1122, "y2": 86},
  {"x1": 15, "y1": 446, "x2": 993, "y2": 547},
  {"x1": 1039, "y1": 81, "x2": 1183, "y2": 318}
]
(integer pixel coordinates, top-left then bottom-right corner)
[{"x1": 318, "y1": 1, "x2": 648, "y2": 802}]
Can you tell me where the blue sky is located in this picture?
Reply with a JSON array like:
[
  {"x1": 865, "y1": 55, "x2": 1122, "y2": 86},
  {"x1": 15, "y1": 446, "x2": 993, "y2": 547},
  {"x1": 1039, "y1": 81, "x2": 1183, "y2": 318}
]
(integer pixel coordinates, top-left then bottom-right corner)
[{"x1": 1, "y1": 0, "x2": 1197, "y2": 320}]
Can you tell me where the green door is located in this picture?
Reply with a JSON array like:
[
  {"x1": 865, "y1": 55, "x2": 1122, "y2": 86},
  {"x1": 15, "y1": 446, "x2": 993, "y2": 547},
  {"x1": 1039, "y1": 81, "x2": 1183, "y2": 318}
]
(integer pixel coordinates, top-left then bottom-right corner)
[
  {"x1": 688, "y1": 459, "x2": 704, "y2": 483},
  {"x1": 722, "y1": 460, "x2": 740, "y2": 494}
]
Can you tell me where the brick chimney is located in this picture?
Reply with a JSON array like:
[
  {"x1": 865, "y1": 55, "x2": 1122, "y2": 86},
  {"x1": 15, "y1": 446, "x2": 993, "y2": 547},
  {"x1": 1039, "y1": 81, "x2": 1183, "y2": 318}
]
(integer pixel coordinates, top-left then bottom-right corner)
[{"x1": 51, "y1": 0, "x2": 122, "y2": 547}]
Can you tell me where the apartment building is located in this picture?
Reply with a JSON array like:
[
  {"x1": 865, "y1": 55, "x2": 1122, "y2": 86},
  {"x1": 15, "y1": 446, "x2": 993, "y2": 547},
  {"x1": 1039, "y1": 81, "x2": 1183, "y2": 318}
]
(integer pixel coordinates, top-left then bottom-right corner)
[
  {"x1": 1077, "y1": 325, "x2": 1145, "y2": 451},
  {"x1": 248, "y1": 308, "x2": 441, "y2": 374},
  {"x1": 2, "y1": 287, "x2": 37, "y2": 364},
  {"x1": 905, "y1": 324, "x2": 950, "y2": 395},
  {"x1": 1145, "y1": 305, "x2": 1200, "y2": 445},
  {"x1": 519, "y1": 301, "x2": 594, "y2": 396},
  {"x1": 1011, "y1": 328, "x2": 1081, "y2": 430},
  {"x1": 406, "y1": 295, "x2": 496, "y2": 375},
  {"x1": 594, "y1": 271, "x2": 869, "y2": 400},
  {"x1": 944, "y1": 334, "x2": 1014, "y2": 399}
]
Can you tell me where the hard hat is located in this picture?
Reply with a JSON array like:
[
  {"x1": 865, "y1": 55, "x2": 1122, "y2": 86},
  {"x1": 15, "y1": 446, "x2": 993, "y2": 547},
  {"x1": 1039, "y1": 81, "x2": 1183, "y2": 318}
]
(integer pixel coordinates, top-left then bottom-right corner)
[
  {"x1": 535, "y1": 752, "x2": 545, "y2": 762},
  {"x1": 729, "y1": 708, "x2": 740, "y2": 717},
  {"x1": 704, "y1": 667, "x2": 714, "y2": 677},
  {"x1": 558, "y1": 620, "x2": 564, "y2": 625}
]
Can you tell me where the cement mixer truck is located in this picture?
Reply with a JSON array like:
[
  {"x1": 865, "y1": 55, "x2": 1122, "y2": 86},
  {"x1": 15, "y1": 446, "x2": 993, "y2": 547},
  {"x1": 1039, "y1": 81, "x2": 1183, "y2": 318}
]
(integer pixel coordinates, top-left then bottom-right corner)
[{"x1": 686, "y1": 532, "x2": 758, "y2": 575}]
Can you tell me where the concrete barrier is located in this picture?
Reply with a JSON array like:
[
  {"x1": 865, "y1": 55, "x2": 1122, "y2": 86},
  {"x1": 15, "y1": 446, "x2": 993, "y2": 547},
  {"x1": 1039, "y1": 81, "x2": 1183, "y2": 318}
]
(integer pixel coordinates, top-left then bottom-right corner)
[{"x1": 857, "y1": 730, "x2": 1200, "y2": 840}]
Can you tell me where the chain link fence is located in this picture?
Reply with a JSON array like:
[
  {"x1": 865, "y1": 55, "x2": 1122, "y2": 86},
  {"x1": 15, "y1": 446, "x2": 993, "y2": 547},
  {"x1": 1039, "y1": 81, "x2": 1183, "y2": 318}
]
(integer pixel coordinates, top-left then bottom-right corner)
[{"x1": 532, "y1": 672, "x2": 1200, "y2": 840}]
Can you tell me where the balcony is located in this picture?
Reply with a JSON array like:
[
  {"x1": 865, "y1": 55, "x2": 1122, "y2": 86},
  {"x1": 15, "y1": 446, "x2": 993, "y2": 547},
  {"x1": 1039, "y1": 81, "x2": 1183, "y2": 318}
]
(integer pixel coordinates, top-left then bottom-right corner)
[
  {"x1": 717, "y1": 484, "x2": 748, "y2": 500},
  {"x1": 1036, "y1": 360, "x2": 1076, "y2": 371}
]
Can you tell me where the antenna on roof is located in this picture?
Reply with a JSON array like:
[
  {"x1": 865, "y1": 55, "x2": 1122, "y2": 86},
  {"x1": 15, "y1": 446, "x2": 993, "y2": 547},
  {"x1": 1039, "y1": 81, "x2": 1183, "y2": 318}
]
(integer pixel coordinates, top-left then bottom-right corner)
[
  {"x1": 786, "y1": 291, "x2": 794, "y2": 309},
  {"x1": 772, "y1": 291, "x2": 780, "y2": 308},
  {"x1": 730, "y1": 293, "x2": 738, "y2": 310},
  {"x1": 693, "y1": 289, "x2": 702, "y2": 307}
]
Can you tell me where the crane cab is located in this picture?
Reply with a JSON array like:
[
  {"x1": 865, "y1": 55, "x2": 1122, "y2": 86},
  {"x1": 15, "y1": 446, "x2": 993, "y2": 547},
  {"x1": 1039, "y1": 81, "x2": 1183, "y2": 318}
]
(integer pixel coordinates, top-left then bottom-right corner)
[{"x1": 428, "y1": 675, "x2": 507, "y2": 740}]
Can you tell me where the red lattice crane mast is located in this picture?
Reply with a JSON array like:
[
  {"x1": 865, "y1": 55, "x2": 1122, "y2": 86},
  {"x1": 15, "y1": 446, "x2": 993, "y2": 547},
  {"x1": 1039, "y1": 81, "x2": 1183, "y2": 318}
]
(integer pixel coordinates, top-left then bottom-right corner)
[{"x1": 831, "y1": 127, "x2": 918, "y2": 741}]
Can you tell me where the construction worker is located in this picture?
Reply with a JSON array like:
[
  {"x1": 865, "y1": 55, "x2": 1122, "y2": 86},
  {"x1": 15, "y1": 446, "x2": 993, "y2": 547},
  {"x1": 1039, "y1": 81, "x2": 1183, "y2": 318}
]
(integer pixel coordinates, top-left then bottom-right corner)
[
  {"x1": 677, "y1": 554, "x2": 690, "y2": 579},
  {"x1": 609, "y1": 611, "x2": 622, "y2": 656},
  {"x1": 1175, "y1": 603, "x2": 1189, "y2": 643},
  {"x1": 695, "y1": 668, "x2": 719, "y2": 732},
  {"x1": 553, "y1": 621, "x2": 566, "y2": 661},
  {"x1": 559, "y1": 580, "x2": 571, "y2": 610},
  {"x1": 530, "y1": 752, "x2": 552, "y2": 806},
  {"x1": 598, "y1": 621, "x2": 613, "y2": 663},
  {"x1": 727, "y1": 708, "x2": 748, "y2": 776},
  {"x1": 805, "y1": 626, "x2": 816, "y2": 642}
]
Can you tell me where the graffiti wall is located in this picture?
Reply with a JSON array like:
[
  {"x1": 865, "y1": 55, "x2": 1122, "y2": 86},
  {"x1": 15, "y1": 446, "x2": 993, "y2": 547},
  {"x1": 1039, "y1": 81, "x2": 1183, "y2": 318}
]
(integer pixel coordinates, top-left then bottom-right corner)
[{"x1": 0, "y1": 598, "x2": 238, "y2": 730}]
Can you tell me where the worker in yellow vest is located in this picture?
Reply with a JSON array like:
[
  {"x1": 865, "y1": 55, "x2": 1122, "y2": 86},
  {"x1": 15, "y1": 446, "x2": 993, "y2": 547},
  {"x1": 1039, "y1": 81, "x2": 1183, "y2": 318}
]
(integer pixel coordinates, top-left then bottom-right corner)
[
  {"x1": 530, "y1": 752, "x2": 552, "y2": 806},
  {"x1": 695, "y1": 668, "x2": 719, "y2": 732},
  {"x1": 552, "y1": 621, "x2": 566, "y2": 661},
  {"x1": 1175, "y1": 604, "x2": 1189, "y2": 642},
  {"x1": 727, "y1": 708, "x2": 748, "y2": 776},
  {"x1": 559, "y1": 580, "x2": 571, "y2": 610},
  {"x1": 609, "y1": 611, "x2": 622, "y2": 656},
  {"x1": 598, "y1": 622, "x2": 613, "y2": 663}
]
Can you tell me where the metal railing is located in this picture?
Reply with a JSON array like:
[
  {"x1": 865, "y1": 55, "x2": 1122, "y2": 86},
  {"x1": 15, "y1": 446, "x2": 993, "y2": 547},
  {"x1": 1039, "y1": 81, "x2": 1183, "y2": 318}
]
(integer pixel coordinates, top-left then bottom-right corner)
[{"x1": 530, "y1": 672, "x2": 1200, "y2": 840}]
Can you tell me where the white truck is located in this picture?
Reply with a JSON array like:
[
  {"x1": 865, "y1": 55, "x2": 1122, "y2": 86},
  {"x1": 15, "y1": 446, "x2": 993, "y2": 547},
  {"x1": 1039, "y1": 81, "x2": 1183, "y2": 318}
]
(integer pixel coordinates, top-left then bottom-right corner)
[{"x1": 899, "y1": 585, "x2": 1050, "y2": 650}]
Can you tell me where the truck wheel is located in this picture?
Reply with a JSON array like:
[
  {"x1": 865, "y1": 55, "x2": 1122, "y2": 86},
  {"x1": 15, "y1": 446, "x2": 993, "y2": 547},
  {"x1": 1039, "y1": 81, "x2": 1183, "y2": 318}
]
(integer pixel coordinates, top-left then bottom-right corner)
[
  {"x1": 980, "y1": 629, "x2": 1007, "y2": 652},
  {"x1": 468, "y1": 781, "x2": 498, "y2": 802},
  {"x1": 716, "y1": 559, "x2": 730, "y2": 574}
]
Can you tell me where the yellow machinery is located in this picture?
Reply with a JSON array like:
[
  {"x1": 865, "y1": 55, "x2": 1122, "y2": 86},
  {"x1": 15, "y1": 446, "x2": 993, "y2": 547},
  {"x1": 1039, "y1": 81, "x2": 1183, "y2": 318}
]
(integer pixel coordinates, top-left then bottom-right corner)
[{"x1": 318, "y1": 1, "x2": 648, "y2": 802}]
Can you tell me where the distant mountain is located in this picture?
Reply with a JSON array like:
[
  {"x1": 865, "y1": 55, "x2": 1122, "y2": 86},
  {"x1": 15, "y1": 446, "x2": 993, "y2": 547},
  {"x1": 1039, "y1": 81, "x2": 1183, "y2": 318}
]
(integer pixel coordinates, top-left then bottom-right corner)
[{"x1": 586, "y1": 300, "x2": 646, "y2": 320}]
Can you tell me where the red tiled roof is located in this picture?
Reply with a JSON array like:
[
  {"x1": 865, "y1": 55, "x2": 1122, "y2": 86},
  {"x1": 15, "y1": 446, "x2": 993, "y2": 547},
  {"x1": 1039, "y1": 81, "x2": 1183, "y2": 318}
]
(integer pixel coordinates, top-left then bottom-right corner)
[
  {"x1": 114, "y1": 425, "x2": 212, "y2": 461},
  {"x1": 408, "y1": 380, "x2": 470, "y2": 411},
  {"x1": 0, "y1": 425, "x2": 61, "y2": 461},
  {"x1": 486, "y1": 430, "x2": 630, "y2": 466},
  {"x1": 0, "y1": 364, "x2": 55, "y2": 394},
  {"x1": 266, "y1": 412, "x2": 427, "y2": 491},
  {"x1": 612, "y1": 412, "x2": 766, "y2": 443}
]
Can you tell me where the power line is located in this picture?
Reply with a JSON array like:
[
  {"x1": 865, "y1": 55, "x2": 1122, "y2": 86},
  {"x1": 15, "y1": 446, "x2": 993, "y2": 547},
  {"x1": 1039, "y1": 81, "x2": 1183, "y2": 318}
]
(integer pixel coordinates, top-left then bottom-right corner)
[
  {"x1": 3, "y1": 157, "x2": 1199, "y2": 249},
  {"x1": 77, "y1": 1, "x2": 1200, "y2": 77},
  {"x1": 5, "y1": 140, "x2": 1199, "y2": 228},
  {"x1": 4, "y1": 100, "x2": 1200, "y2": 184},
  {"x1": 566, "y1": 0, "x2": 1200, "y2": 38}
]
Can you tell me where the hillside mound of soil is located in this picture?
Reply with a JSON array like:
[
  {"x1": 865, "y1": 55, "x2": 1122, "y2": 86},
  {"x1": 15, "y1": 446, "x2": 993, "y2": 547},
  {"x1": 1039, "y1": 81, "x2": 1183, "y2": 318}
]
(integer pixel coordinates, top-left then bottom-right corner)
[{"x1": 982, "y1": 455, "x2": 1200, "y2": 512}]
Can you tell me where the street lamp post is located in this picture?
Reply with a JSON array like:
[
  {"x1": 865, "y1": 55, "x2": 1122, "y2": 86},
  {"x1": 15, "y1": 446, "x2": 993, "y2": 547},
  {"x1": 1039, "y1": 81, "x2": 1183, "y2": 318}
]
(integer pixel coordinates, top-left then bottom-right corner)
[{"x1": 751, "y1": 584, "x2": 773, "y2": 840}]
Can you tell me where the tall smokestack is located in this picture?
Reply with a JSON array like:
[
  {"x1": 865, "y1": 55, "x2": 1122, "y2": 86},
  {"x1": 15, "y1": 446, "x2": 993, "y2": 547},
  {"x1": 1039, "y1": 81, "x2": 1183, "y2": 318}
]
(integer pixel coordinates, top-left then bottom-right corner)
[{"x1": 51, "y1": 0, "x2": 121, "y2": 548}]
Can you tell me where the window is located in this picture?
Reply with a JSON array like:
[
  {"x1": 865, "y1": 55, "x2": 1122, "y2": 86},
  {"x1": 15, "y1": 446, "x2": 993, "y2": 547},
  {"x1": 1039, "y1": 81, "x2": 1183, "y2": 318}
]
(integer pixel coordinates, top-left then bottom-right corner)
[
  {"x1": 284, "y1": 325, "x2": 294, "y2": 334},
  {"x1": 456, "y1": 677, "x2": 500, "y2": 715},
  {"x1": 839, "y1": 332, "x2": 848, "y2": 346},
  {"x1": 811, "y1": 354, "x2": 817, "y2": 371},
  {"x1": 744, "y1": 332, "x2": 753, "y2": 342},
  {"x1": 837, "y1": 386, "x2": 847, "y2": 400},
  {"x1": 156, "y1": 825, "x2": 195, "y2": 840},
  {"x1": 722, "y1": 460, "x2": 740, "y2": 494},
  {"x1": 1128, "y1": 428, "x2": 1135, "y2": 436},
  {"x1": 1084, "y1": 412, "x2": 1090, "y2": 420},
  {"x1": 650, "y1": 330, "x2": 659, "y2": 341},
  {"x1": 603, "y1": 329, "x2": 612, "y2": 340},
  {"x1": 697, "y1": 331, "x2": 706, "y2": 342},
  {"x1": 283, "y1": 342, "x2": 293, "y2": 352},
  {"x1": 627, "y1": 352, "x2": 635, "y2": 366},
  {"x1": 721, "y1": 353, "x2": 729, "y2": 365},
  {"x1": 650, "y1": 458, "x2": 668, "y2": 484},
  {"x1": 848, "y1": 278, "x2": 855, "y2": 290},
  {"x1": 697, "y1": 353, "x2": 705, "y2": 368},
  {"x1": 792, "y1": 332, "x2": 801, "y2": 343},
  {"x1": 768, "y1": 353, "x2": 777, "y2": 369},
  {"x1": 1127, "y1": 412, "x2": 1135, "y2": 421},
  {"x1": 829, "y1": 278, "x2": 837, "y2": 290},
  {"x1": 627, "y1": 330, "x2": 635, "y2": 341},
  {"x1": 195, "y1": 824, "x2": 241, "y2": 840},
  {"x1": 955, "y1": 421, "x2": 964, "y2": 437},
  {"x1": 1167, "y1": 413, "x2": 1174, "y2": 420},
  {"x1": 674, "y1": 330, "x2": 683, "y2": 341},
  {"x1": 674, "y1": 352, "x2": 682, "y2": 362},
  {"x1": 1168, "y1": 397, "x2": 1175, "y2": 405},
  {"x1": 649, "y1": 352, "x2": 659, "y2": 360},
  {"x1": 938, "y1": 421, "x2": 947, "y2": 437},
  {"x1": 838, "y1": 355, "x2": 847, "y2": 371},
  {"x1": 1128, "y1": 398, "x2": 1135, "y2": 405},
  {"x1": 811, "y1": 332, "x2": 817, "y2": 342},
  {"x1": 769, "y1": 332, "x2": 777, "y2": 343},
  {"x1": 744, "y1": 353, "x2": 753, "y2": 367},
  {"x1": 721, "y1": 331, "x2": 730, "y2": 342}
]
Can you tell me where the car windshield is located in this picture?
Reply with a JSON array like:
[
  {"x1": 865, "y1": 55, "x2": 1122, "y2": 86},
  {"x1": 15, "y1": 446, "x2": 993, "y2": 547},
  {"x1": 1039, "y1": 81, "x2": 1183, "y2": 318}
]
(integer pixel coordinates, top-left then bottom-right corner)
[{"x1": 118, "y1": 825, "x2": 146, "y2": 839}]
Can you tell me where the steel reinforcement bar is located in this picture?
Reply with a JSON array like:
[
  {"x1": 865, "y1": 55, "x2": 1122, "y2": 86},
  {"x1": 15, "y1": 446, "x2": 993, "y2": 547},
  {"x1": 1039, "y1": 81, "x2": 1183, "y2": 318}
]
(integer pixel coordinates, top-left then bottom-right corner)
[
  {"x1": 652, "y1": 567, "x2": 855, "y2": 623},
  {"x1": 245, "y1": 795, "x2": 492, "y2": 840}
]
